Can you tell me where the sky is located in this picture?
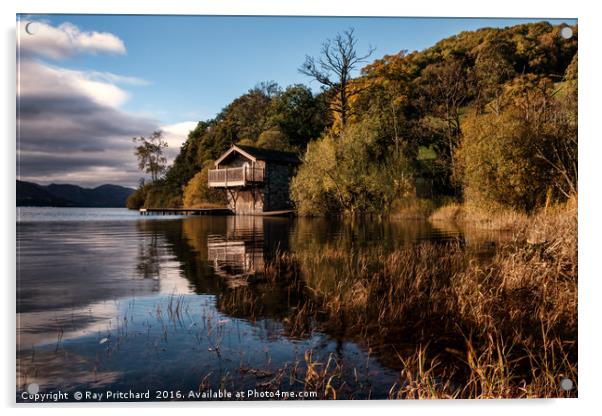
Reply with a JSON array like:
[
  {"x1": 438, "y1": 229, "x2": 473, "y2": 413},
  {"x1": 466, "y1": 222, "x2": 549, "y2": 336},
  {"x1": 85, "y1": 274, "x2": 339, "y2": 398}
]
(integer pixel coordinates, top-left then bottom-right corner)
[{"x1": 16, "y1": 15, "x2": 577, "y2": 188}]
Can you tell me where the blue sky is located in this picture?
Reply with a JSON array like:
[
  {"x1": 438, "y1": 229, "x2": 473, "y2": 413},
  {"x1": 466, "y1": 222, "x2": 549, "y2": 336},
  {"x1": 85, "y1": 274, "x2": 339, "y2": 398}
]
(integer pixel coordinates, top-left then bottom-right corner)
[
  {"x1": 34, "y1": 15, "x2": 577, "y2": 123},
  {"x1": 16, "y1": 15, "x2": 577, "y2": 187}
]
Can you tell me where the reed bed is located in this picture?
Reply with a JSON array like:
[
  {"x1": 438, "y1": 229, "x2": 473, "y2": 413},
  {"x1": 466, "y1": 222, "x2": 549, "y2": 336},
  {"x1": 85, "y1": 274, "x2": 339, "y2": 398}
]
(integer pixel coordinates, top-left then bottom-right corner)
[
  {"x1": 261, "y1": 198, "x2": 577, "y2": 399},
  {"x1": 20, "y1": 201, "x2": 575, "y2": 400}
]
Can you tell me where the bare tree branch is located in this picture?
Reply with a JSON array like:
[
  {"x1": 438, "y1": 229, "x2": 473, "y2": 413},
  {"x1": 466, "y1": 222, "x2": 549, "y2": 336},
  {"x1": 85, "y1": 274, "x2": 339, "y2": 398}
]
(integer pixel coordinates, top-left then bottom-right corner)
[{"x1": 299, "y1": 28, "x2": 375, "y2": 129}]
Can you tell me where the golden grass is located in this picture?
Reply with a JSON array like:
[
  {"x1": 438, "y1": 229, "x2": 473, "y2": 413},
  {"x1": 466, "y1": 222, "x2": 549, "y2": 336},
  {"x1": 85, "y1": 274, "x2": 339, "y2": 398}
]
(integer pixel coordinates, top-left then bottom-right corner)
[
  {"x1": 391, "y1": 197, "x2": 439, "y2": 220},
  {"x1": 262, "y1": 196, "x2": 577, "y2": 398},
  {"x1": 430, "y1": 195, "x2": 577, "y2": 232},
  {"x1": 428, "y1": 202, "x2": 464, "y2": 223},
  {"x1": 429, "y1": 203, "x2": 528, "y2": 230}
]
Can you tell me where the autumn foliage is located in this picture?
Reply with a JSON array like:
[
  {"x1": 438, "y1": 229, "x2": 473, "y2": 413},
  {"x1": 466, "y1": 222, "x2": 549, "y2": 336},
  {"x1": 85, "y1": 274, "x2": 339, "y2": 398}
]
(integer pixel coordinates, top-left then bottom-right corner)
[
  {"x1": 131, "y1": 22, "x2": 577, "y2": 214},
  {"x1": 293, "y1": 22, "x2": 577, "y2": 214}
]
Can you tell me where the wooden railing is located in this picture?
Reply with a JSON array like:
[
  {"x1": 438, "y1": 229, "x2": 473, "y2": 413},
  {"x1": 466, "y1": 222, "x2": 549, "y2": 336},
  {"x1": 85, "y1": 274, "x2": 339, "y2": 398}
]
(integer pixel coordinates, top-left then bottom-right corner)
[{"x1": 208, "y1": 166, "x2": 264, "y2": 186}]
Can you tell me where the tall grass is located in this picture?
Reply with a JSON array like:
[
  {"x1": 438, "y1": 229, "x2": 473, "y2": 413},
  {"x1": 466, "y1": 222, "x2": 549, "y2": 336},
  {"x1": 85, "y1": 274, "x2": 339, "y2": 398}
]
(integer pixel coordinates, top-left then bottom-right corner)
[{"x1": 262, "y1": 197, "x2": 577, "y2": 398}]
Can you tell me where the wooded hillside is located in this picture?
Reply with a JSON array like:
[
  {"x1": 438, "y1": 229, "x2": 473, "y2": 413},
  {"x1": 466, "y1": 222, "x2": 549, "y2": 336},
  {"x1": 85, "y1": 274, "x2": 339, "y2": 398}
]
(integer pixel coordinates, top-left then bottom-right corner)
[{"x1": 128, "y1": 22, "x2": 577, "y2": 215}]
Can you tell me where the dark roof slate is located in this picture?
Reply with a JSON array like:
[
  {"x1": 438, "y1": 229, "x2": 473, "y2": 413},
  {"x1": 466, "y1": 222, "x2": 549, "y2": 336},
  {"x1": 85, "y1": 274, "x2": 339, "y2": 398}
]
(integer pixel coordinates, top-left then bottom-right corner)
[{"x1": 233, "y1": 145, "x2": 301, "y2": 164}]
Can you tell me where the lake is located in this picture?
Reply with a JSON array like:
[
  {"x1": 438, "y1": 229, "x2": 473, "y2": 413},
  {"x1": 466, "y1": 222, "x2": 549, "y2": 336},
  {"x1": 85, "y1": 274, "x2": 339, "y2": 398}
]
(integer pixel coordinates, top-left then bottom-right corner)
[{"x1": 17, "y1": 207, "x2": 501, "y2": 401}]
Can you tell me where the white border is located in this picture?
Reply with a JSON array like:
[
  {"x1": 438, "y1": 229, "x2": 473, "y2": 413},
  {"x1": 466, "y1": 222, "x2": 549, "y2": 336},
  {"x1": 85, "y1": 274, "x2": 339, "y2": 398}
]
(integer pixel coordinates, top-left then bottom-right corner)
[{"x1": 2, "y1": 1, "x2": 600, "y2": 416}]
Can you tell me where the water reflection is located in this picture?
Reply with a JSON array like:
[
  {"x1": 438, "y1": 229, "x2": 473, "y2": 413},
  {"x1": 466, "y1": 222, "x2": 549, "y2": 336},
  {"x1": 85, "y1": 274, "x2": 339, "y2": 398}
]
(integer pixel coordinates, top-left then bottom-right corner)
[
  {"x1": 17, "y1": 220, "x2": 191, "y2": 349},
  {"x1": 17, "y1": 210, "x2": 508, "y2": 399},
  {"x1": 182, "y1": 216, "x2": 307, "y2": 329},
  {"x1": 207, "y1": 217, "x2": 267, "y2": 283}
]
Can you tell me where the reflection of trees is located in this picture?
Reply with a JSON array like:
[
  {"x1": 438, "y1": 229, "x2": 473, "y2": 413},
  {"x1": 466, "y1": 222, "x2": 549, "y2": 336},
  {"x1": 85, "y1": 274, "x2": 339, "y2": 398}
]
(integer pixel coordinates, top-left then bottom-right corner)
[
  {"x1": 430, "y1": 219, "x2": 513, "y2": 251},
  {"x1": 156, "y1": 218, "x2": 225, "y2": 295},
  {"x1": 135, "y1": 228, "x2": 161, "y2": 283},
  {"x1": 161, "y1": 216, "x2": 316, "y2": 338},
  {"x1": 290, "y1": 216, "x2": 457, "y2": 253},
  {"x1": 215, "y1": 279, "x2": 315, "y2": 339},
  {"x1": 151, "y1": 215, "x2": 504, "y2": 376}
]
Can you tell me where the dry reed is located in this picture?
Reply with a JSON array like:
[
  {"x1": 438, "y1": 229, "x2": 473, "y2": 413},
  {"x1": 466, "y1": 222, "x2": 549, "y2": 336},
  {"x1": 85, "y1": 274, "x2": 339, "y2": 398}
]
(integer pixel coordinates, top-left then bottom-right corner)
[{"x1": 261, "y1": 197, "x2": 577, "y2": 398}]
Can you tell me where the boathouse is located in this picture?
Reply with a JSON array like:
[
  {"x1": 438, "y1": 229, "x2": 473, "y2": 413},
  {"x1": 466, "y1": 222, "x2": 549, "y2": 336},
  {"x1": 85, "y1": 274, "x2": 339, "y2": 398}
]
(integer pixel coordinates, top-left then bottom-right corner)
[{"x1": 207, "y1": 145, "x2": 300, "y2": 215}]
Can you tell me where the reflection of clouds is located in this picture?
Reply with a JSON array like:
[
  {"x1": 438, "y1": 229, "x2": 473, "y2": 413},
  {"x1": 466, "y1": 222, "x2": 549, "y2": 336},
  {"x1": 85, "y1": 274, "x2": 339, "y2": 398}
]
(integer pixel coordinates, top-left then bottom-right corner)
[
  {"x1": 18, "y1": 220, "x2": 196, "y2": 354},
  {"x1": 18, "y1": 221, "x2": 158, "y2": 313},
  {"x1": 17, "y1": 267, "x2": 191, "y2": 350},
  {"x1": 156, "y1": 259, "x2": 194, "y2": 295},
  {"x1": 17, "y1": 349, "x2": 121, "y2": 392},
  {"x1": 18, "y1": 221, "x2": 196, "y2": 314},
  {"x1": 17, "y1": 300, "x2": 119, "y2": 348}
]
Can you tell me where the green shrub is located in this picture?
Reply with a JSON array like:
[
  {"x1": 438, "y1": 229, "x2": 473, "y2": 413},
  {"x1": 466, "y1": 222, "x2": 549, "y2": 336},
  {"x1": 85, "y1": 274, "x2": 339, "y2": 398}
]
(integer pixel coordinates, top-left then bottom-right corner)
[{"x1": 291, "y1": 119, "x2": 414, "y2": 216}]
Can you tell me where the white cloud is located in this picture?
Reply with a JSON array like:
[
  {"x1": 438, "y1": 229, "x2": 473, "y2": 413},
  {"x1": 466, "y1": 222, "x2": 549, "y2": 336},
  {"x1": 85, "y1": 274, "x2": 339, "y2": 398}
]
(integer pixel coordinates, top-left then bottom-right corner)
[
  {"x1": 15, "y1": 19, "x2": 200, "y2": 187},
  {"x1": 161, "y1": 121, "x2": 198, "y2": 148},
  {"x1": 18, "y1": 20, "x2": 126, "y2": 59},
  {"x1": 160, "y1": 121, "x2": 198, "y2": 163},
  {"x1": 19, "y1": 60, "x2": 130, "y2": 108},
  {"x1": 17, "y1": 58, "x2": 159, "y2": 187},
  {"x1": 87, "y1": 71, "x2": 150, "y2": 86}
]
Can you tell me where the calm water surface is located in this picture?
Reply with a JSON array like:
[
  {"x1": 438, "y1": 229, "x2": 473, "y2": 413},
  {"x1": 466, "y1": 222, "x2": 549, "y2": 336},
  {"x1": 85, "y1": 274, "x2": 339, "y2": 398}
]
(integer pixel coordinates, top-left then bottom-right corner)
[{"x1": 17, "y1": 207, "x2": 485, "y2": 401}]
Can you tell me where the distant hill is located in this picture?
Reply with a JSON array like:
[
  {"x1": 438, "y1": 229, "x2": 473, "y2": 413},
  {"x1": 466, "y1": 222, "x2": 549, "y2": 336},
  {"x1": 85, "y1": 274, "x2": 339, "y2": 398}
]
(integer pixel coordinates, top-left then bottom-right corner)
[{"x1": 17, "y1": 180, "x2": 135, "y2": 207}]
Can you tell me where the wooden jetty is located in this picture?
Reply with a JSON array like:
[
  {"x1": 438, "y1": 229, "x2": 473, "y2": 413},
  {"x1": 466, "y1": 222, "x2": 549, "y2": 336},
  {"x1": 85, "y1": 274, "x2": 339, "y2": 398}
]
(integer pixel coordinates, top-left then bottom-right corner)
[
  {"x1": 139, "y1": 208, "x2": 233, "y2": 216},
  {"x1": 139, "y1": 208, "x2": 295, "y2": 217}
]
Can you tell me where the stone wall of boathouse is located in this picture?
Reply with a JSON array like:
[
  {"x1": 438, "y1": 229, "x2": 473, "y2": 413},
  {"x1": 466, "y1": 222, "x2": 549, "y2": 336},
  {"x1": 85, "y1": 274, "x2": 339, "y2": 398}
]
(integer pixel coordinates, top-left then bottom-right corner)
[
  {"x1": 262, "y1": 163, "x2": 296, "y2": 212},
  {"x1": 219, "y1": 159, "x2": 296, "y2": 214}
]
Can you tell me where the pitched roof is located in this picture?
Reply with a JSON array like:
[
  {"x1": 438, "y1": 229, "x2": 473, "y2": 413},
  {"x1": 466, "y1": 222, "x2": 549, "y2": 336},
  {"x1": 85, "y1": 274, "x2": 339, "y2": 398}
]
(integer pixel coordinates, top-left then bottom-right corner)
[{"x1": 215, "y1": 144, "x2": 301, "y2": 166}]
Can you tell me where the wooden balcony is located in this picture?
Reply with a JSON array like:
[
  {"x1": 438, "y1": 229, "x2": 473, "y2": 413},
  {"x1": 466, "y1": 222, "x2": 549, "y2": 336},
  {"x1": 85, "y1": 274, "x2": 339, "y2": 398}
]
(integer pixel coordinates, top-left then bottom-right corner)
[{"x1": 208, "y1": 166, "x2": 265, "y2": 188}]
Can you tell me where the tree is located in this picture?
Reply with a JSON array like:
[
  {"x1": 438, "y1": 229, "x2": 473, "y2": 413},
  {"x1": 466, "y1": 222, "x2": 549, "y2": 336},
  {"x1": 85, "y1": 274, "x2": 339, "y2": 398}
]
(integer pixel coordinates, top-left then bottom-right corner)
[
  {"x1": 256, "y1": 130, "x2": 290, "y2": 151},
  {"x1": 419, "y1": 59, "x2": 472, "y2": 170},
  {"x1": 455, "y1": 73, "x2": 577, "y2": 211},
  {"x1": 225, "y1": 82, "x2": 278, "y2": 142},
  {"x1": 266, "y1": 84, "x2": 330, "y2": 150},
  {"x1": 456, "y1": 110, "x2": 547, "y2": 211},
  {"x1": 132, "y1": 130, "x2": 168, "y2": 182},
  {"x1": 291, "y1": 117, "x2": 413, "y2": 216},
  {"x1": 473, "y1": 35, "x2": 515, "y2": 114},
  {"x1": 126, "y1": 184, "x2": 148, "y2": 209},
  {"x1": 299, "y1": 28, "x2": 374, "y2": 128}
]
